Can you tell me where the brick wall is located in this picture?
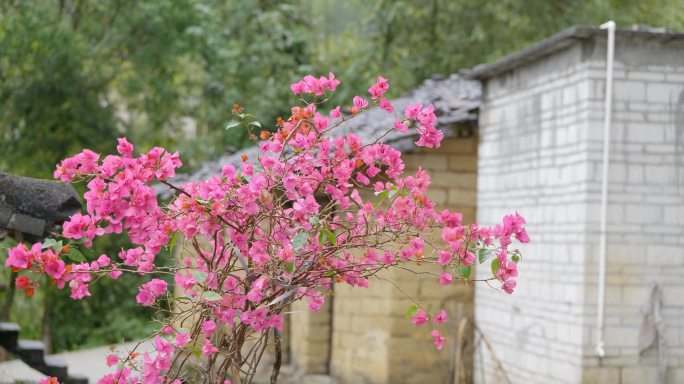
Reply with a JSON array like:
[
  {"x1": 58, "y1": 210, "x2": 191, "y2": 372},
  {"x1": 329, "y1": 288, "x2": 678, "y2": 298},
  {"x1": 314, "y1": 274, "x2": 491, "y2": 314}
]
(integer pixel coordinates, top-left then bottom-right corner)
[
  {"x1": 581, "y1": 36, "x2": 684, "y2": 383},
  {"x1": 475, "y1": 34, "x2": 684, "y2": 384}
]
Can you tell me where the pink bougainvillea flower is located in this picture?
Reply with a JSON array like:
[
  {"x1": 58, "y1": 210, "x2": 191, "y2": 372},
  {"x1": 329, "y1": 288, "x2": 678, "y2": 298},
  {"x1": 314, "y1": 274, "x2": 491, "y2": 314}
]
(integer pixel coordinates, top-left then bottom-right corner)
[
  {"x1": 202, "y1": 338, "x2": 219, "y2": 356},
  {"x1": 404, "y1": 103, "x2": 422, "y2": 119},
  {"x1": 439, "y1": 272, "x2": 453, "y2": 286},
  {"x1": 368, "y1": 76, "x2": 389, "y2": 99},
  {"x1": 45, "y1": 258, "x2": 66, "y2": 280},
  {"x1": 202, "y1": 320, "x2": 217, "y2": 337},
  {"x1": 106, "y1": 354, "x2": 119, "y2": 367},
  {"x1": 411, "y1": 310, "x2": 428, "y2": 327},
  {"x1": 330, "y1": 106, "x2": 342, "y2": 118},
  {"x1": 461, "y1": 251, "x2": 475, "y2": 266},
  {"x1": 6, "y1": 243, "x2": 30, "y2": 269},
  {"x1": 350, "y1": 96, "x2": 368, "y2": 115},
  {"x1": 393, "y1": 118, "x2": 408, "y2": 133},
  {"x1": 437, "y1": 251, "x2": 453, "y2": 266},
  {"x1": 431, "y1": 329, "x2": 446, "y2": 351},
  {"x1": 433, "y1": 309, "x2": 447, "y2": 325},
  {"x1": 175, "y1": 332, "x2": 190, "y2": 348},
  {"x1": 379, "y1": 98, "x2": 394, "y2": 112}
]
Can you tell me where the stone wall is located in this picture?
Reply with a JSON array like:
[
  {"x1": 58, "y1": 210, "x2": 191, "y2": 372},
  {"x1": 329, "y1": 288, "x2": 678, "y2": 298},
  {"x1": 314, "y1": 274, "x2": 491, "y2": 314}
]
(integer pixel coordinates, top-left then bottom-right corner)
[
  {"x1": 475, "y1": 33, "x2": 684, "y2": 383},
  {"x1": 327, "y1": 133, "x2": 479, "y2": 383}
]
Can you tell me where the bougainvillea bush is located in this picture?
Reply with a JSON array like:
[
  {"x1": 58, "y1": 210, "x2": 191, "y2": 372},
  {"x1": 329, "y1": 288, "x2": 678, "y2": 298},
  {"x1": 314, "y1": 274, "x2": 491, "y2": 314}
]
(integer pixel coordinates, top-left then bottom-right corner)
[{"x1": 6, "y1": 73, "x2": 528, "y2": 384}]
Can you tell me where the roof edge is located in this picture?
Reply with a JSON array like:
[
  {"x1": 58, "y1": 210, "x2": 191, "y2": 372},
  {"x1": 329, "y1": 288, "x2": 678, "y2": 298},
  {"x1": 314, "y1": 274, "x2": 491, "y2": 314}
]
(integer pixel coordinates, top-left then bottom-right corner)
[{"x1": 466, "y1": 25, "x2": 684, "y2": 80}]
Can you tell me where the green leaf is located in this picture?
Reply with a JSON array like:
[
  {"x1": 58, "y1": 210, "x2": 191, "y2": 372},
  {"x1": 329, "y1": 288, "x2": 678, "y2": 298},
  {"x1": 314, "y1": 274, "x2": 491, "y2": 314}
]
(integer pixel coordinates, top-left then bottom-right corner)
[
  {"x1": 42, "y1": 239, "x2": 63, "y2": 253},
  {"x1": 201, "y1": 291, "x2": 222, "y2": 302},
  {"x1": 66, "y1": 248, "x2": 86, "y2": 263},
  {"x1": 458, "y1": 265, "x2": 472, "y2": 279},
  {"x1": 308, "y1": 216, "x2": 320, "y2": 226},
  {"x1": 168, "y1": 232, "x2": 180, "y2": 253},
  {"x1": 323, "y1": 270, "x2": 337, "y2": 278},
  {"x1": 248, "y1": 121, "x2": 261, "y2": 128},
  {"x1": 291, "y1": 232, "x2": 308, "y2": 251},
  {"x1": 512, "y1": 254, "x2": 520, "y2": 263},
  {"x1": 478, "y1": 248, "x2": 492, "y2": 264},
  {"x1": 405, "y1": 305, "x2": 419, "y2": 319},
  {"x1": 491, "y1": 258, "x2": 500, "y2": 276},
  {"x1": 41, "y1": 238, "x2": 58, "y2": 249},
  {"x1": 284, "y1": 262, "x2": 294, "y2": 272},
  {"x1": 320, "y1": 228, "x2": 336, "y2": 245},
  {"x1": 193, "y1": 271, "x2": 208, "y2": 284},
  {"x1": 225, "y1": 120, "x2": 241, "y2": 130}
]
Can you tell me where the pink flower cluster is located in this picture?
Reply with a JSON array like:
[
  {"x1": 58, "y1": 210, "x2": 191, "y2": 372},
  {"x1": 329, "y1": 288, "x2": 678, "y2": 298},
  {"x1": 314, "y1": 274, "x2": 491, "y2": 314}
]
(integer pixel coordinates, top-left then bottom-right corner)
[
  {"x1": 6, "y1": 242, "x2": 115, "y2": 300},
  {"x1": 411, "y1": 309, "x2": 448, "y2": 350},
  {"x1": 404, "y1": 103, "x2": 443, "y2": 148},
  {"x1": 55, "y1": 139, "x2": 180, "y2": 253},
  {"x1": 136, "y1": 278, "x2": 168, "y2": 306},
  {"x1": 5, "y1": 72, "x2": 528, "y2": 383},
  {"x1": 290, "y1": 72, "x2": 340, "y2": 96},
  {"x1": 492, "y1": 212, "x2": 529, "y2": 293}
]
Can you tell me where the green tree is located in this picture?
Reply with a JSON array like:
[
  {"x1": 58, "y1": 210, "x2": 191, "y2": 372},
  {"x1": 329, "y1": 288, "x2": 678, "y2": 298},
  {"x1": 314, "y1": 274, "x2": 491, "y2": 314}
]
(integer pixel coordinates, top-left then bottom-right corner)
[
  {"x1": 0, "y1": 0, "x2": 314, "y2": 177},
  {"x1": 310, "y1": 0, "x2": 684, "y2": 102}
]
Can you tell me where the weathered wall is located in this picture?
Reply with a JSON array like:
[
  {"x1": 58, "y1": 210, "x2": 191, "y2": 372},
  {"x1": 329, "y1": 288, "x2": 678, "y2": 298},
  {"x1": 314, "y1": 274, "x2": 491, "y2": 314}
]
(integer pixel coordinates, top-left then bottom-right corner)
[
  {"x1": 580, "y1": 36, "x2": 684, "y2": 384},
  {"x1": 328, "y1": 134, "x2": 478, "y2": 384},
  {"x1": 475, "y1": 34, "x2": 684, "y2": 384},
  {"x1": 475, "y1": 40, "x2": 591, "y2": 384},
  {"x1": 289, "y1": 299, "x2": 333, "y2": 374}
]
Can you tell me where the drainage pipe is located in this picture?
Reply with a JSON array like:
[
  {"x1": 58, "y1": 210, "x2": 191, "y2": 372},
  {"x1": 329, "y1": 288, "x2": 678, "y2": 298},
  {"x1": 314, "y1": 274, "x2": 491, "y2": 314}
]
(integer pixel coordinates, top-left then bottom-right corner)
[{"x1": 595, "y1": 20, "x2": 615, "y2": 358}]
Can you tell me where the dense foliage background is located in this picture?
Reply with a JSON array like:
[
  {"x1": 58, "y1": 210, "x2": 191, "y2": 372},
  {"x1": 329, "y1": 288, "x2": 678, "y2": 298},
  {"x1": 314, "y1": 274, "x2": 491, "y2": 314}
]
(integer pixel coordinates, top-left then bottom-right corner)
[{"x1": 0, "y1": 0, "x2": 682, "y2": 352}]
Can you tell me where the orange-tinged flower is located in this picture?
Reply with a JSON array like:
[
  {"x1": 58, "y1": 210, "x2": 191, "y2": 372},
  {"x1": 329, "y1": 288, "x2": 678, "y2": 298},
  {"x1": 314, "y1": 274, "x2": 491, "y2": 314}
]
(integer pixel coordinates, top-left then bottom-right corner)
[{"x1": 16, "y1": 275, "x2": 31, "y2": 291}]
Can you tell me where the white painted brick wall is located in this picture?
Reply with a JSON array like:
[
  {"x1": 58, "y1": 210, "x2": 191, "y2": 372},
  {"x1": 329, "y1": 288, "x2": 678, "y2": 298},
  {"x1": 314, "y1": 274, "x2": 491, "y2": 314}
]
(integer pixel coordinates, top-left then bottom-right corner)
[{"x1": 475, "y1": 34, "x2": 684, "y2": 384}]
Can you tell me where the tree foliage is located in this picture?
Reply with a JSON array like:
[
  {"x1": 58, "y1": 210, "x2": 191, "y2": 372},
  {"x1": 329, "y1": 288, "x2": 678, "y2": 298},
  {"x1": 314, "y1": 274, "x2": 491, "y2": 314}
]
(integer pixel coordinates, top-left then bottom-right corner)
[
  {"x1": 0, "y1": 0, "x2": 314, "y2": 177},
  {"x1": 310, "y1": 0, "x2": 684, "y2": 99}
]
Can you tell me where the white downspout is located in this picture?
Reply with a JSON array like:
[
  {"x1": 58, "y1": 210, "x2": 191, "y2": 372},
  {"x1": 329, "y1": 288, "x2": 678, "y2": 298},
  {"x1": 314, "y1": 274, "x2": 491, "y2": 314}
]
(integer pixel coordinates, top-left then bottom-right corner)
[{"x1": 595, "y1": 20, "x2": 615, "y2": 358}]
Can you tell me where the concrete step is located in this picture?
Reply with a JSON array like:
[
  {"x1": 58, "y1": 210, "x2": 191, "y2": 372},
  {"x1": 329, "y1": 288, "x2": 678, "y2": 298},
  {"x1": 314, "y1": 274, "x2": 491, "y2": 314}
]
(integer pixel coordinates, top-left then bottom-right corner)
[{"x1": 0, "y1": 322, "x2": 87, "y2": 383}]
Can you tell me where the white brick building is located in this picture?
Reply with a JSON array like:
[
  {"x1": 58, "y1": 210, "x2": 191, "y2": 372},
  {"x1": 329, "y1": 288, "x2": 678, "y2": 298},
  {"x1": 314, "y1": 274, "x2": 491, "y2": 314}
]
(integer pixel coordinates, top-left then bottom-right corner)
[{"x1": 472, "y1": 26, "x2": 684, "y2": 383}]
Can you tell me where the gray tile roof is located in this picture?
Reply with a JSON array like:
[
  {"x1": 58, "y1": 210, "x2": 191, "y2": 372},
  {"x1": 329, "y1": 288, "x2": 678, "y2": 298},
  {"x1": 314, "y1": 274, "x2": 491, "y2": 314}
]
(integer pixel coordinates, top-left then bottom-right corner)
[
  {"x1": 158, "y1": 74, "x2": 480, "y2": 197},
  {"x1": 467, "y1": 25, "x2": 684, "y2": 80},
  {"x1": 0, "y1": 172, "x2": 82, "y2": 240}
]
